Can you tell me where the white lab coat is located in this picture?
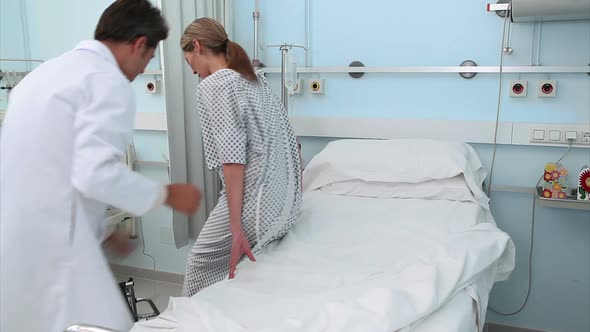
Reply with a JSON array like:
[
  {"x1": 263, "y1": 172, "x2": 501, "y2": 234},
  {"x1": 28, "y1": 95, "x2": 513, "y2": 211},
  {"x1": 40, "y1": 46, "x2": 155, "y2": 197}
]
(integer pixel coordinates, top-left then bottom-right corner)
[{"x1": 0, "y1": 41, "x2": 163, "y2": 332}]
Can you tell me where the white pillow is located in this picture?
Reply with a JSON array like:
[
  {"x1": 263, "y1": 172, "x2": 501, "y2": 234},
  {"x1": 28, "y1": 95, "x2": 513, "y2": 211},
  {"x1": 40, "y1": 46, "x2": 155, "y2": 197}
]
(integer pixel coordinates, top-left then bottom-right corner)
[
  {"x1": 319, "y1": 175, "x2": 477, "y2": 203},
  {"x1": 303, "y1": 138, "x2": 489, "y2": 207}
]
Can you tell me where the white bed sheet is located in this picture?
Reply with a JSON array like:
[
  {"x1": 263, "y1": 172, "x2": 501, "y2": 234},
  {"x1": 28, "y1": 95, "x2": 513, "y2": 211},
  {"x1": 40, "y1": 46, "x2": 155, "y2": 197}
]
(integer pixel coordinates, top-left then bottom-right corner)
[
  {"x1": 408, "y1": 289, "x2": 477, "y2": 332},
  {"x1": 131, "y1": 192, "x2": 514, "y2": 332}
]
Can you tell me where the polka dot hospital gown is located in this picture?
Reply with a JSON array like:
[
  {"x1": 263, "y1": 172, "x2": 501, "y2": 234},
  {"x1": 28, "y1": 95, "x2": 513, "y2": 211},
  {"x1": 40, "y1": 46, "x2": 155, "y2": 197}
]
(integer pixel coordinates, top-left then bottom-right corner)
[{"x1": 182, "y1": 69, "x2": 302, "y2": 297}]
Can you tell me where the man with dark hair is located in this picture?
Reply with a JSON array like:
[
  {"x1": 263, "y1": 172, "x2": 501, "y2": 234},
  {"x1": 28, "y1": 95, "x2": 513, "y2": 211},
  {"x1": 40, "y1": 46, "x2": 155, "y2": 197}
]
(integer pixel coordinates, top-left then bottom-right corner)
[{"x1": 0, "y1": 1, "x2": 201, "y2": 331}]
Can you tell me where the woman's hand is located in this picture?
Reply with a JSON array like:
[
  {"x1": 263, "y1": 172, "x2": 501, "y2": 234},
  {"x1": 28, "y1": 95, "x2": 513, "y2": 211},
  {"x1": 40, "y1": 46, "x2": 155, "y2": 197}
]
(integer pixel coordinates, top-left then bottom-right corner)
[{"x1": 229, "y1": 228, "x2": 256, "y2": 279}]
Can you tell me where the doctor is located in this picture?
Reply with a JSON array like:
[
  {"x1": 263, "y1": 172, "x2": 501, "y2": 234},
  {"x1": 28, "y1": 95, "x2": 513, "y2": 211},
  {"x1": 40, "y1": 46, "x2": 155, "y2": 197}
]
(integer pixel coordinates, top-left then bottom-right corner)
[{"x1": 0, "y1": 1, "x2": 200, "y2": 331}]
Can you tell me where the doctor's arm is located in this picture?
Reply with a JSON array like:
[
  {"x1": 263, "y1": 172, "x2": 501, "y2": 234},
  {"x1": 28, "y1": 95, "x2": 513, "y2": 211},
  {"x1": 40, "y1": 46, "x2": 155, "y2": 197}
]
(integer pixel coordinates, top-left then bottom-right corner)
[{"x1": 72, "y1": 74, "x2": 200, "y2": 216}]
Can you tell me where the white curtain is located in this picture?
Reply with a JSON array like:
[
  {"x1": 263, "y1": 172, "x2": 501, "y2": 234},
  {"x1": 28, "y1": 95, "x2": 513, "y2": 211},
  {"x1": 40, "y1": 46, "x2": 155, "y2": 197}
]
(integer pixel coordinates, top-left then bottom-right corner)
[{"x1": 159, "y1": 0, "x2": 232, "y2": 248}]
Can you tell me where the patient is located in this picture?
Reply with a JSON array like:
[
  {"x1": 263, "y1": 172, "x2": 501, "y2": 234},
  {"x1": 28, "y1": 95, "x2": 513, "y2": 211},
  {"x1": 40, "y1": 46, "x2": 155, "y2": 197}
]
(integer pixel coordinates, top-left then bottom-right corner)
[{"x1": 179, "y1": 17, "x2": 303, "y2": 296}]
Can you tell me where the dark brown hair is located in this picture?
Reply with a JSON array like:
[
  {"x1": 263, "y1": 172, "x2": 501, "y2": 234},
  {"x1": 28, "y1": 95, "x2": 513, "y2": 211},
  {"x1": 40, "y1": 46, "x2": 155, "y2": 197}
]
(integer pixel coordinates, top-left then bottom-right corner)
[
  {"x1": 95, "y1": 0, "x2": 168, "y2": 48},
  {"x1": 180, "y1": 18, "x2": 257, "y2": 81}
]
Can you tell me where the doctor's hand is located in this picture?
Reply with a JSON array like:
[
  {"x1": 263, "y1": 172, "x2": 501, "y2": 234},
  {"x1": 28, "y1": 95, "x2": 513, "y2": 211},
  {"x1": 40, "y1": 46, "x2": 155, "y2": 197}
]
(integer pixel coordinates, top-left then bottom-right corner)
[
  {"x1": 229, "y1": 229, "x2": 256, "y2": 279},
  {"x1": 103, "y1": 230, "x2": 135, "y2": 257},
  {"x1": 165, "y1": 184, "x2": 202, "y2": 216}
]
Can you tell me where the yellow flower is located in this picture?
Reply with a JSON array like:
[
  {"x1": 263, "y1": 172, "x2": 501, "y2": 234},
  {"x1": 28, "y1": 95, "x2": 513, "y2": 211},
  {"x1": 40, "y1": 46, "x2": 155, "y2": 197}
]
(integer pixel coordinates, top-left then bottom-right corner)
[
  {"x1": 553, "y1": 183, "x2": 562, "y2": 191},
  {"x1": 545, "y1": 163, "x2": 557, "y2": 172}
]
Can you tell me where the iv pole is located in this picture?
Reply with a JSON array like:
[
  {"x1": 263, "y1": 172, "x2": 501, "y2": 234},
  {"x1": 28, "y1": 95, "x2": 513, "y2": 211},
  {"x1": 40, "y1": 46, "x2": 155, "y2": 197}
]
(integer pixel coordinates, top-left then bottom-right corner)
[{"x1": 264, "y1": 43, "x2": 307, "y2": 110}]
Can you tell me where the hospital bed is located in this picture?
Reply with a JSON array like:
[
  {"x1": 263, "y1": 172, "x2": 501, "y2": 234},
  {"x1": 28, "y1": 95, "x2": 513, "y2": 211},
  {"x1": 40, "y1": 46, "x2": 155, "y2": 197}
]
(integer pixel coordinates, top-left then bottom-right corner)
[{"x1": 78, "y1": 138, "x2": 516, "y2": 332}]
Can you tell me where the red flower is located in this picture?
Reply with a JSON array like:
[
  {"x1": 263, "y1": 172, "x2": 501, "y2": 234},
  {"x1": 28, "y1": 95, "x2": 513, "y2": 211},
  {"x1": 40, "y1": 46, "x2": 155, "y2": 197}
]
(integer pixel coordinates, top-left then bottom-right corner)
[
  {"x1": 542, "y1": 189, "x2": 552, "y2": 198},
  {"x1": 544, "y1": 171, "x2": 552, "y2": 181},
  {"x1": 580, "y1": 169, "x2": 590, "y2": 193},
  {"x1": 552, "y1": 171, "x2": 560, "y2": 180}
]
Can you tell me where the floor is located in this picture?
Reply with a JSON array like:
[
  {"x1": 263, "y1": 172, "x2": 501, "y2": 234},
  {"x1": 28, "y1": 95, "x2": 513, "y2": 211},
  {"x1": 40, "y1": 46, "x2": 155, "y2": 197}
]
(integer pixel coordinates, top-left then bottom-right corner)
[{"x1": 114, "y1": 274, "x2": 183, "y2": 317}]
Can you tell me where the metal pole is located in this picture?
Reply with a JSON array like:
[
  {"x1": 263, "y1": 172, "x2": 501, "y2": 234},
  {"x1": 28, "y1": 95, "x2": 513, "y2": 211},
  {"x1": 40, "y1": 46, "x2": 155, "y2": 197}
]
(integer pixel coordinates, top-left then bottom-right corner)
[
  {"x1": 304, "y1": 0, "x2": 310, "y2": 67},
  {"x1": 280, "y1": 46, "x2": 289, "y2": 111},
  {"x1": 252, "y1": 0, "x2": 261, "y2": 66}
]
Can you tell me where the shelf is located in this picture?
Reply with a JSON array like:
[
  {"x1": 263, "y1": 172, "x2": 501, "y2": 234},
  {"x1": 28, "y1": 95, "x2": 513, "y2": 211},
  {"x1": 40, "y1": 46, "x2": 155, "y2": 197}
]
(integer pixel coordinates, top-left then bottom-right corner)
[{"x1": 535, "y1": 187, "x2": 590, "y2": 211}]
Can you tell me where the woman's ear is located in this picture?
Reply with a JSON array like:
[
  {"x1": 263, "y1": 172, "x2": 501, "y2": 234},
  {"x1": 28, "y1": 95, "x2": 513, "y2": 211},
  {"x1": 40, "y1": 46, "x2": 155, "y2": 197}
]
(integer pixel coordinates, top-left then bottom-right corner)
[{"x1": 192, "y1": 39, "x2": 201, "y2": 53}]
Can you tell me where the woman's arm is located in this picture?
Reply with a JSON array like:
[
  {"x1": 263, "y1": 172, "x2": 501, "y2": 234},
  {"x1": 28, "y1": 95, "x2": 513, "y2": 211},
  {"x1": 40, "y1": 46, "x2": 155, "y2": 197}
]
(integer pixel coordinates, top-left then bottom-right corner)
[
  {"x1": 223, "y1": 163, "x2": 256, "y2": 279},
  {"x1": 223, "y1": 163, "x2": 246, "y2": 234}
]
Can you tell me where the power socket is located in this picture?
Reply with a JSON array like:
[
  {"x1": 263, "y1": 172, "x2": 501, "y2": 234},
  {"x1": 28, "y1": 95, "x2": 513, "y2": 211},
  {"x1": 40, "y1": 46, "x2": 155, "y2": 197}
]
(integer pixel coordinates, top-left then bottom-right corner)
[
  {"x1": 529, "y1": 127, "x2": 589, "y2": 145},
  {"x1": 145, "y1": 78, "x2": 159, "y2": 94},
  {"x1": 509, "y1": 80, "x2": 527, "y2": 97},
  {"x1": 309, "y1": 79, "x2": 325, "y2": 94},
  {"x1": 538, "y1": 80, "x2": 556, "y2": 97}
]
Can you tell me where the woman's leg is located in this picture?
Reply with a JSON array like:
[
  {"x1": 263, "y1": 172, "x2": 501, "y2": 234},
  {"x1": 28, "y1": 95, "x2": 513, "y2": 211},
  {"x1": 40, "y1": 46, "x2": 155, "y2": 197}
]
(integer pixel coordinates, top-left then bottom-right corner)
[{"x1": 182, "y1": 201, "x2": 232, "y2": 297}]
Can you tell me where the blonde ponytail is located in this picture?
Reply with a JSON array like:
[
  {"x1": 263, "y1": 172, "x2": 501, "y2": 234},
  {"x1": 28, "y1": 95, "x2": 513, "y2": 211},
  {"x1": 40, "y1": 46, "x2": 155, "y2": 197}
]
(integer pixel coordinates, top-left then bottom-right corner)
[{"x1": 181, "y1": 18, "x2": 257, "y2": 82}]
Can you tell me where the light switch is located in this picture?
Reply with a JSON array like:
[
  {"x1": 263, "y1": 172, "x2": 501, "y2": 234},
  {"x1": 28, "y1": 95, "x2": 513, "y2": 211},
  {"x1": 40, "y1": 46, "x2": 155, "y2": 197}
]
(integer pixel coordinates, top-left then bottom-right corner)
[
  {"x1": 533, "y1": 129, "x2": 545, "y2": 141},
  {"x1": 549, "y1": 130, "x2": 561, "y2": 141}
]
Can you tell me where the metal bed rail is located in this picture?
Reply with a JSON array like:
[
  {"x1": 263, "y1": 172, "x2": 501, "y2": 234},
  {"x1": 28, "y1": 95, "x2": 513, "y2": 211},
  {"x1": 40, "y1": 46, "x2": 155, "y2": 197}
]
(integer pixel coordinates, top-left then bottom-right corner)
[{"x1": 65, "y1": 325, "x2": 120, "y2": 332}]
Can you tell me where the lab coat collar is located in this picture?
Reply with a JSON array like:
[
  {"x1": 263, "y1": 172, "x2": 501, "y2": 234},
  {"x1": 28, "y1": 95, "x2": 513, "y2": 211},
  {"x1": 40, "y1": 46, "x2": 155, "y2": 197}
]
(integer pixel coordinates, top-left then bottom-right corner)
[
  {"x1": 74, "y1": 40, "x2": 127, "y2": 80},
  {"x1": 75, "y1": 40, "x2": 118, "y2": 66}
]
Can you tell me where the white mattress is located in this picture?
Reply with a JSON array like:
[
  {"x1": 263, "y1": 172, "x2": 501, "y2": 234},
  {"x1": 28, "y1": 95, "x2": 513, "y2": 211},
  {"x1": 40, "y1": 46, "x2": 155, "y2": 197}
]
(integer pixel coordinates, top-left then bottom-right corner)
[{"x1": 132, "y1": 192, "x2": 514, "y2": 332}]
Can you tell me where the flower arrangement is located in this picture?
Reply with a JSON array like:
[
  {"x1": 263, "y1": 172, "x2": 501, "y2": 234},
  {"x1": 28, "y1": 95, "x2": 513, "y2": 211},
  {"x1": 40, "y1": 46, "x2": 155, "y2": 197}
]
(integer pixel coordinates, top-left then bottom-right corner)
[
  {"x1": 578, "y1": 167, "x2": 590, "y2": 201},
  {"x1": 542, "y1": 163, "x2": 568, "y2": 199}
]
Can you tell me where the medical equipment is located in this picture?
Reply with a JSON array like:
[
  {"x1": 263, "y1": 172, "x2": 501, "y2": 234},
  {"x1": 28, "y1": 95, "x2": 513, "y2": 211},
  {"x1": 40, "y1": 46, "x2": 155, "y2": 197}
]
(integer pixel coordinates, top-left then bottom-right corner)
[
  {"x1": 251, "y1": 0, "x2": 263, "y2": 67},
  {"x1": 263, "y1": 43, "x2": 307, "y2": 110},
  {"x1": 512, "y1": 0, "x2": 590, "y2": 22},
  {"x1": 130, "y1": 139, "x2": 514, "y2": 332},
  {"x1": 485, "y1": 3, "x2": 511, "y2": 199},
  {"x1": 285, "y1": 53, "x2": 298, "y2": 95},
  {"x1": 488, "y1": 0, "x2": 590, "y2": 22},
  {"x1": 118, "y1": 278, "x2": 160, "y2": 322},
  {"x1": 132, "y1": 192, "x2": 512, "y2": 332},
  {"x1": 65, "y1": 278, "x2": 161, "y2": 331}
]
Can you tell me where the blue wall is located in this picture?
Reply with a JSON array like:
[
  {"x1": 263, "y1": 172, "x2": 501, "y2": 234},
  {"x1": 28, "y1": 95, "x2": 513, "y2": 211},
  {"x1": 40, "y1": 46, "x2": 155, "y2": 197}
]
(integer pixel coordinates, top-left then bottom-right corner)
[
  {"x1": 0, "y1": 0, "x2": 27, "y2": 109},
  {"x1": 233, "y1": 1, "x2": 590, "y2": 331},
  {"x1": 0, "y1": 0, "x2": 191, "y2": 274}
]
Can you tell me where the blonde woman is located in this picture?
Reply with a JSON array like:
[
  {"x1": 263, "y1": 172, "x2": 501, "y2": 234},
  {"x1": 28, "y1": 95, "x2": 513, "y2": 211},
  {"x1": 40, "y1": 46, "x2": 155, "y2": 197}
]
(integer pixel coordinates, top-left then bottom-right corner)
[{"x1": 180, "y1": 18, "x2": 302, "y2": 296}]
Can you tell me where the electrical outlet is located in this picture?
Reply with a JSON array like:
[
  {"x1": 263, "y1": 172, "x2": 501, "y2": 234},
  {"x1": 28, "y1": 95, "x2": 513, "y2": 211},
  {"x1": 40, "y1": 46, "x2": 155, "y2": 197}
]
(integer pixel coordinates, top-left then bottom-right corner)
[
  {"x1": 309, "y1": 79, "x2": 325, "y2": 94},
  {"x1": 538, "y1": 80, "x2": 556, "y2": 97},
  {"x1": 529, "y1": 127, "x2": 590, "y2": 145},
  {"x1": 146, "y1": 78, "x2": 158, "y2": 94},
  {"x1": 549, "y1": 130, "x2": 561, "y2": 141},
  {"x1": 509, "y1": 80, "x2": 527, "y2": 97},
  {"x1": 565, "y1": 131, "x2": 578, "y2": 142},
  {"x1": 532, "y1": 129, "x2": 545, "y2": 141}
]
